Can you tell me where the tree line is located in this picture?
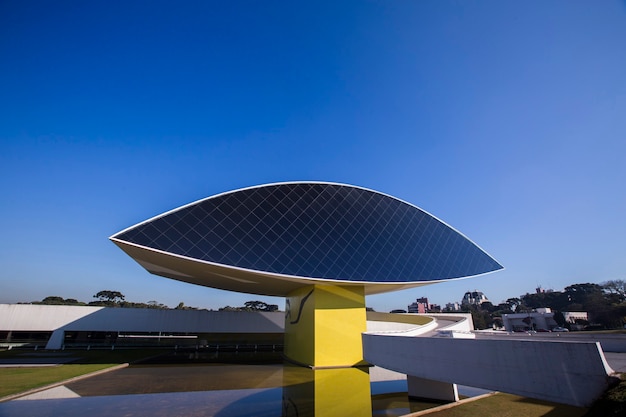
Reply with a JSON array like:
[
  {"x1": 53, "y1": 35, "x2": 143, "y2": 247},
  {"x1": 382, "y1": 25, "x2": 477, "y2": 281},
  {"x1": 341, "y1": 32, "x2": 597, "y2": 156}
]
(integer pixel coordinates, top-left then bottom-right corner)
[
  {"x1": 465, "y1": 281, "x2": 626, "y2": 330},
  {"x1": 28, "y1": 290, "x2": 200, "y2": 310},
  {"x1": 27, "y1": 290, "x2": 279, "y2": 312},
  {"x1": 218, "y1": 300, "x2": 279, "y2": 312}
]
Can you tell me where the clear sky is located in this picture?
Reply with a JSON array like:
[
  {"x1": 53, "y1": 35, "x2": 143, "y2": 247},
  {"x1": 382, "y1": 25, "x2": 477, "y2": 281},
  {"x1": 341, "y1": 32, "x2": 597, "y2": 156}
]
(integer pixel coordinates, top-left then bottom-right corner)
[{"x1": 1, "y1": 1, "x2": 625, "y2": 313}]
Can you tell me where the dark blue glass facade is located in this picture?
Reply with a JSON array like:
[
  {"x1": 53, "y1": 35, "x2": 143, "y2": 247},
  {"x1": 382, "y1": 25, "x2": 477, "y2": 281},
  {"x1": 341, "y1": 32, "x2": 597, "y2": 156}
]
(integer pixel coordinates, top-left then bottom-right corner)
[{"x1": 113, "y1": 183, "x2": 502, "y2": 283}]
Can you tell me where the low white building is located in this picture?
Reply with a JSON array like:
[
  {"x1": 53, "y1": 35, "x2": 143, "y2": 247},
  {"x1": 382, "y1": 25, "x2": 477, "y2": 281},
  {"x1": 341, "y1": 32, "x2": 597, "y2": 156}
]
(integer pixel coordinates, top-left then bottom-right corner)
[
  {"x1": 502, "y1": 308, "x2": 559, "y2": 332},
  {"x1": 563, "y1": 311, "x2": 589, "y2": 330},
  {"x1": 0, "y1": 304, "x2": 285, "y2": 350}
]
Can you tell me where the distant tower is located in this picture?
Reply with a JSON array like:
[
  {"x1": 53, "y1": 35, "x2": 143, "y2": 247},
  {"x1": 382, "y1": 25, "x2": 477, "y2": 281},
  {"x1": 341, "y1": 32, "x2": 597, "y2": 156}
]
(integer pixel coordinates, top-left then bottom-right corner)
[
  {"x1": 461, "y1": 290, "x2": 489, "y2": 306},
  {"x1": 408, "y1": 297, "x2": 429, "y2": 313},
  {"x1": 445, "y1": 302, "x2": 460, "y2": 312}
]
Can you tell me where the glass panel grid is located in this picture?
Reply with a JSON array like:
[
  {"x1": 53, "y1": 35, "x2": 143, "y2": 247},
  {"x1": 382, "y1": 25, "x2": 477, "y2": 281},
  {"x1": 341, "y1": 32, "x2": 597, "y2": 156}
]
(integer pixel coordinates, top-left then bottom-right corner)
[{"x1": 115, "y1": 183, "x2": 502, "y2": 282}]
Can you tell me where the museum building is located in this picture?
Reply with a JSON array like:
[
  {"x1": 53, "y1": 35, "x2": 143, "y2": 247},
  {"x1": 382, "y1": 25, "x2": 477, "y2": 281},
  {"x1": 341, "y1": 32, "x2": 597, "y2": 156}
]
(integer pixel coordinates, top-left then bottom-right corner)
[
  {"x1": 110, "y1": 182, "x2": 503, "y2": 295},
  {"x1": 1, "y1": 183, "x2": 618, "y2": 407},
  {"x1": 110, "y1": 182, "x2": 503, "y2": 368}
]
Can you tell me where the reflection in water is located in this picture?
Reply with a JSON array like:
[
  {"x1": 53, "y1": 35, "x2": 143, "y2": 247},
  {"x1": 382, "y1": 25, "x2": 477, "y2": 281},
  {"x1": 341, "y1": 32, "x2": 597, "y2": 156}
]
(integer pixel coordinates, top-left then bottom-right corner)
[
  {"x1": 66, "y1": 363, "x2": 285, "y2": 395},
  {"x1": 3, "y1": 390, "x2": 284, "y2": 417},
  {"x1": 282, "y1": 366, "x2": 372, "y2": 417},
  {"x1": 0, "y1": 354, "x2": 446, "y2": 417}
]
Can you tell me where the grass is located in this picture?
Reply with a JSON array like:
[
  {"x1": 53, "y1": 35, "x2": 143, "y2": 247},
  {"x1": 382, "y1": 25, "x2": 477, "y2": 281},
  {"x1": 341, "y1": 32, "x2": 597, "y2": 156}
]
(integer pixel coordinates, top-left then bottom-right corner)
[
  {"x1": 0, "y1": 348, "x2": 165, "y2": 399},
  {"x1": 426, "y1": 377, "x2": 626, "y2": 417},
  {"x1": 425, "y1": 393, "x2": 588, "y2": 417},
  {"x1": 0, "y1": 364, "x2": 115, "y2": 398}
]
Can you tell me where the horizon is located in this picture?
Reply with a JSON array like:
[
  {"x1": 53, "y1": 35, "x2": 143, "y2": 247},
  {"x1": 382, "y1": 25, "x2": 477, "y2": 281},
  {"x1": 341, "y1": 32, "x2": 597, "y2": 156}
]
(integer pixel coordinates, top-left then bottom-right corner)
[{"x1": 3, "y1": 278, "x2": 611, "y2": 313}]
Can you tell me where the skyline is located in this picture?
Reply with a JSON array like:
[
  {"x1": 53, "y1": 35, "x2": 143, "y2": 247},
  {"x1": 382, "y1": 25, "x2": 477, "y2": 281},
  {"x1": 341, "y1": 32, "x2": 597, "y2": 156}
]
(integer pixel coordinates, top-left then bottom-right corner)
[{"x1": 1, "y1": 1, "x2": 626, "y2": 313}]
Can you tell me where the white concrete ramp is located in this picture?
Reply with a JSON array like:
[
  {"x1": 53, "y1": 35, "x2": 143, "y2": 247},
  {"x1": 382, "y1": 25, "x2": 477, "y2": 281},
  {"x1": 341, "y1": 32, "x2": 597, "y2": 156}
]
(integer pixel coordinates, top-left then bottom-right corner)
[
  {"x1": 15, "y1": 385, "x2": 80, "y2": 400},
  {"x1": 363, "y1": 333, "x2": 617, "y2": 407}
]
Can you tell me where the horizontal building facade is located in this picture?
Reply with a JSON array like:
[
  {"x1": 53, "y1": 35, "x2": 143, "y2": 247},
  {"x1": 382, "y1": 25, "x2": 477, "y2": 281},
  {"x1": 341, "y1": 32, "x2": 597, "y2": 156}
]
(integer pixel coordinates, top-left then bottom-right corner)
[{"x1": 0, "y1": 304, "x2": 284, "y2": 350}]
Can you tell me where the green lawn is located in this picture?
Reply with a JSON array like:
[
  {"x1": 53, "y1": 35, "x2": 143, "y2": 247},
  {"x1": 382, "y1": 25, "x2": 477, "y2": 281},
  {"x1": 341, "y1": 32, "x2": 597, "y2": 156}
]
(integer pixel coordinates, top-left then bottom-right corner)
[
  {"x1": 427, "y1": 377, "x2": 626, "y2": 417},
  {"x1": 0, "y1": 364, "x2": 116, "y2": 398},
  {"x1": 425, "y1": 393, "x2": 587, "y2": 417},
  {"x1": 0, "y1": 348, "x2": 165, "y2": 399}
]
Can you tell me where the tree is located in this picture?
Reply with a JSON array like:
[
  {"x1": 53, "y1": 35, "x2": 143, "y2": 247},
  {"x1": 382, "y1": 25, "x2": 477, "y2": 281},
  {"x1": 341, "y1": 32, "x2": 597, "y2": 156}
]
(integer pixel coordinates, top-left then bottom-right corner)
[
  {"x1": 36, "y1": 296, "x2": 84, "y2": 306},
  {"x1": 93, "y1": 290, "x2": 125, "y2": 304},
  {"x1": 265, "y1": 304, "x2": 279, "y2": 312},
  {"x1": 602, "y1": 280, "x2": 626, "y2": 303},
  {"x1": 243, "y1": 300, "x2": 279, "y2": 311},
  {"x1": 564, "y1": 283, "x2": 602, "y2": 305},
  {"x1": 218, "y1": 301, "x2": 280, "y2": 312},
  {"x1": 505, "y1": 298, "x2": 522, "y2": 312},
  {"x1": 147, "y1": 300, "x2": 168, "y2": 309},
  {"x1": 39, "y1": 296, "x2": 65, "y2": 305},
  {"x1": 469, "y1": 306, "x2": 490, "y2": 330},
  {"x1": 520, "y1": 291, "x2": 568, "y2": 311},
  {"x1": 480, "y1": 302, "x2": 496, "y2": 313},
  {"x1": 494, "y1": 303, "x2": 512, "y2": 314},
  {"x1": 244, "y1": 300, "x2": 268, "y2": 311},
  {"x1": 553, "y1": 311, "x2": 566, "y2": 327},
  {"x1": 492, "y1": 317, "x2": 504, "y2": 329}
]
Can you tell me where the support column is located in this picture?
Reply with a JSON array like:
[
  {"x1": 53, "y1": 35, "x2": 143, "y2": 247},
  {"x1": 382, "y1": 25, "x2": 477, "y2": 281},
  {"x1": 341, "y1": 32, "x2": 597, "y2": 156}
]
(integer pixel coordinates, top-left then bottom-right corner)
[
  {"x1": 284, "y1": 284, "x2": 367, "y2": 368},
  {"x1": 407, "y1": 375, "x2": 459, "y2": 402}
]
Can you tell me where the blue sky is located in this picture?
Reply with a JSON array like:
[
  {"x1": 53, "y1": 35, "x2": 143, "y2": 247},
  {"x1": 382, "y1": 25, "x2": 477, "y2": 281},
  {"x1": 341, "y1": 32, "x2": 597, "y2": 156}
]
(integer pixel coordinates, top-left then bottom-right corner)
[{"x1": 1, "y1": 1, "x2": 625, "y2": 312}]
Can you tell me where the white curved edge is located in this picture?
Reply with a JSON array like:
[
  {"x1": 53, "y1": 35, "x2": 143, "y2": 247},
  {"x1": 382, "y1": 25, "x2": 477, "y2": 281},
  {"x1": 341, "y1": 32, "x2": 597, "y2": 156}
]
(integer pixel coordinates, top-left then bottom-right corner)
[
  {"x1": 362, "y1": 333, "x2": 616, "y2": 407},
  {"x1": 596, "y1": 341, "x2": 617, "y2": 375},
  {"x1": 109, "y1": 238, "x2": 499, "y2": 292},
  {"x1": 364, "y1": 318, "x2": 439, "y2": 336},
  {"x1": 365, "y1": 313, "x2": 473, "y2": 337},
  {"x1": 109, "y1": 181, "x2": 503, "y2": 271}
]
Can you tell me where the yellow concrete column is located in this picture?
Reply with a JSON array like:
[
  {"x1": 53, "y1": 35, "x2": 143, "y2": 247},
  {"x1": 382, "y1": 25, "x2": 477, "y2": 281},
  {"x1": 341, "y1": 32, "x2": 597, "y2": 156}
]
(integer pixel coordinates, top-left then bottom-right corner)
[{"x1": 284, "y1": 284, "x2": 367, "y2": 368}]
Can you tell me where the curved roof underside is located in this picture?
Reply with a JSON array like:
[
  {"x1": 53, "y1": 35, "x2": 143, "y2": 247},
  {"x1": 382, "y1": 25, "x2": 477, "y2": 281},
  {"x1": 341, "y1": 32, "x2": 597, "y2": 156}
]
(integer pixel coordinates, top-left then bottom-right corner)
[{"x1": 110, "y1": 182, "x2": 503, "y2": 296}]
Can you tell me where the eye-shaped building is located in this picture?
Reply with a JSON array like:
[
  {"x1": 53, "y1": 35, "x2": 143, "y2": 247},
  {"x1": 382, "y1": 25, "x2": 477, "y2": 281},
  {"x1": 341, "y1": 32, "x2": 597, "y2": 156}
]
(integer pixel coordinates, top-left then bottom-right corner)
[
  {"x1": 110, "y1": 182, "x2": 502, "y2": 367},
  {"x1": 110, "y1": 182, "x2": 502, "y2": 295}
]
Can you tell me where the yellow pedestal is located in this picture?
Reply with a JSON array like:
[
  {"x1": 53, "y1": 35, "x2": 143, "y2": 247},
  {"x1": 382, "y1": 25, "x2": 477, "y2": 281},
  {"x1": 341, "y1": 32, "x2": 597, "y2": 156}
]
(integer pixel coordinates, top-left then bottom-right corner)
[{"x1": 284, "y1": 284, "x2": 367, "y2": 368}]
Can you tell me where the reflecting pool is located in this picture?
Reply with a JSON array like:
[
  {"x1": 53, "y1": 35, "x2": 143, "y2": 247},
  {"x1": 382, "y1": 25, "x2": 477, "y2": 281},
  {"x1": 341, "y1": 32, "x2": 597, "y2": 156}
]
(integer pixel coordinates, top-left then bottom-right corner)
[{"x1": 1, "y1": 352, "x2": 457, "y2": 417}]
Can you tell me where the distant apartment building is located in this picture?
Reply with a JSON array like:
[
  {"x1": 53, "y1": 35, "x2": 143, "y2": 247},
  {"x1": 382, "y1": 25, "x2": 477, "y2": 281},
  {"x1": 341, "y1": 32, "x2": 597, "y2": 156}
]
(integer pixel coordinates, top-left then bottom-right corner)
[
  {"x1": 429, "y1": 304, "x2": 441, "y2": 312},
  {"x1": 407, "y1": 298, "x2": 441, "y2": 313},
  {"x1": 408, "y1": 291, "x2": 486, "y2": 314},
  {"x1": 461, "y1": 290, "x2": 489, "y2": 306},
  {"x1": 445, "y1": 302, "x2": 460, "y2": 312},
  {"x1": 408, "y1": 297, "x2": 429, "y2": 313}
]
